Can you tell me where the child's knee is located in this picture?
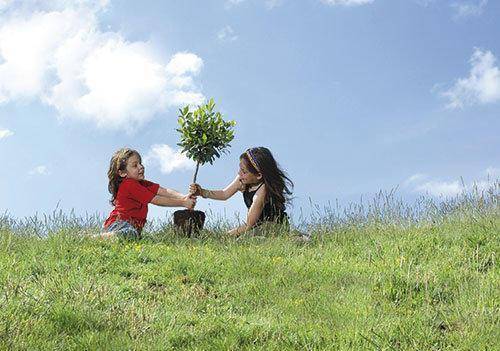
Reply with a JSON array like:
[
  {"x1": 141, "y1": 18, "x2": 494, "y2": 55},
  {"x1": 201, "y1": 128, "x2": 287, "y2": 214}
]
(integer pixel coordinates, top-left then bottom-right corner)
[{"x1": 102, "y1": 220, "x2": 140, "y2": 240}]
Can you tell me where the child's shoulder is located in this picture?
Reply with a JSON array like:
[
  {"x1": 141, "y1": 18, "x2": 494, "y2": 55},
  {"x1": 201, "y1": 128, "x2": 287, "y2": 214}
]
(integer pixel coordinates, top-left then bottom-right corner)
[
  {"x1": 118, "y1": 179, "x2": 158, "y2": 197},
  {"x1": 121, "y1": 178, "x2": 156, "y2": 187}
]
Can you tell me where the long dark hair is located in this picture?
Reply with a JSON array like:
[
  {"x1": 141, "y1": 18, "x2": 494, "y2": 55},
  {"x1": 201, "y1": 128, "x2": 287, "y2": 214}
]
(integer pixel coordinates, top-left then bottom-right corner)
[
  {"x1": 107, "y1": 148, "x2": 141, "y2": 205},
  {"x1": 240, "y1": 147, "x2": 293, "y2": 210}
]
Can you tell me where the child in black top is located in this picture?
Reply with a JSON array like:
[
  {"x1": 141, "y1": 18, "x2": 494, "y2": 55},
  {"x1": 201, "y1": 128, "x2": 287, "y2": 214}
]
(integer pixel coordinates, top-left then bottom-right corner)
[{"x1": 190, "y1": 147, "x2": 294, "y2": 236}]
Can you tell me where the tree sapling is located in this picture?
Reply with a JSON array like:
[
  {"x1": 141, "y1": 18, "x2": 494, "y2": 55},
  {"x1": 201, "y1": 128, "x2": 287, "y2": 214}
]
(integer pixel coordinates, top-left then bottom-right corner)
[{"x1": 173, "y1": 98, "x2": 236, "y2": 235}]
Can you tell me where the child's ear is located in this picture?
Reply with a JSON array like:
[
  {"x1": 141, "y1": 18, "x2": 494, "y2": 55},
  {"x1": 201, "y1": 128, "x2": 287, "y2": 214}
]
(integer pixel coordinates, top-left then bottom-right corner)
[
  {"x1": 118, "y1": 170, "x2": 127, "y2": 178},
  {"x1": 257, "y1": 173, "x2": 263, "y2": 180}
]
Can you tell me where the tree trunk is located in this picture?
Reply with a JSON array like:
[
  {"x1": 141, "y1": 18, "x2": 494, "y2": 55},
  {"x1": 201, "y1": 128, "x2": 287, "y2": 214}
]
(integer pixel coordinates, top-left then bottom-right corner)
[{"x1": 193, "y1": 162, "x2": 200, "y2": 183}]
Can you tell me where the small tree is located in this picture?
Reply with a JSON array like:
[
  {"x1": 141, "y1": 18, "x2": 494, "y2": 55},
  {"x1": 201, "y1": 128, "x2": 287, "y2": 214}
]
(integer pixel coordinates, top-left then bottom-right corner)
[{"x1": 177, "y1": 98, "x2": 236, "y2": 184}]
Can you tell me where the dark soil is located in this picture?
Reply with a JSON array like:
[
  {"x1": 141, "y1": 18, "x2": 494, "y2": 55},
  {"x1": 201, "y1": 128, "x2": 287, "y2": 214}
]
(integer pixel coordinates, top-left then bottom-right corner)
[{"x1": 173, "y1": 210, "x2": 206, "y2": 236}]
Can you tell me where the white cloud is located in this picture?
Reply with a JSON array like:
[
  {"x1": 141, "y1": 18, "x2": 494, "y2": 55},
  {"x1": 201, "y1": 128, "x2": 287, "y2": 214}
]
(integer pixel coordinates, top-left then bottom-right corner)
[
  {"x1": 144, "y1": 144, "x2": 195, "y2": 175},
  {"x1": 29, "y1": 165, "x2": 50, "y2": 176},
  {"x1": 217, "y1": 26, "x2": 238, "y2": 42},
  {"x1": 0, "y1": 1, "x2": 205, "y2": 131},
  {"x1": 403, "y1": 173, "x2": 427, "y2": 187},
  {"x1": 442, "y1": 49, "x2": 500, "y2": 109},
  {"x1": 414, "y1": 180, "x2": 465, "y2": 197},
  {"x1": 0, "y1": 0, "x2": 13, "y2": 10},
  {"x1": 165, "y1": 52, "x2": 203, "y2": 76},
  {"x1": 404, "y1": 167, "x2": 499, "y2": 197},
  {"x1": 321, "y1": 0, "x2": 374, "y2": 6},
  {"x1": 1, "y1": 0, "x2": 110, "y2": 12},
  {"x1": 451, "y1": 0, "x2": 488, "y2": 19},
  {"x1": 0, "y1": 128, "x2": 13, "y2": 139}
]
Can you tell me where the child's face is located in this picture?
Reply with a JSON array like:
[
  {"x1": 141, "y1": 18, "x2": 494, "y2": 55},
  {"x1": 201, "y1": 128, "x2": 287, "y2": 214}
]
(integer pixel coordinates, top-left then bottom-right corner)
[
  {"x1": 238, "y1": 159, "x2": 262, "y2": 185},
  {"x1": 119, "y1": 154, "x2": 145, "y2": 180}
]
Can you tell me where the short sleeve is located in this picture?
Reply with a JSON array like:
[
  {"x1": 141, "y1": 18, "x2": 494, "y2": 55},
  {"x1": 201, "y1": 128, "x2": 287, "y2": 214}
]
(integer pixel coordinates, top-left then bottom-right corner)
[{"x1": 123, "y1": 179, "x2": 159, "y2": 204}]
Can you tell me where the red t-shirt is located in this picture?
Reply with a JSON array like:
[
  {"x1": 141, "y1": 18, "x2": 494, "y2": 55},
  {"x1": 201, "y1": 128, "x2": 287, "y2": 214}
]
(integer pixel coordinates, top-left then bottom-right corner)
[{"x1": 104, "y1": 178, "x2": 160, "y2": 231}]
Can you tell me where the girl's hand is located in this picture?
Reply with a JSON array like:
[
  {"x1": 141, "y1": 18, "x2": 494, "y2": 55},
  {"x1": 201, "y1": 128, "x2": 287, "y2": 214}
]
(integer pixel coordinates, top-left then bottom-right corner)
[
  {"x1": 183, "y1": 195, "x2": 196, "y2": 210},
  {"x1": 227, "y1": 225, "x2": 246, "y2": 237},
  {"x1": 227, "y1": 228, "x2": 239, "y2": 237},
  {"x1": 189, "y1": 183, "x2": 202, "y2": 196}
]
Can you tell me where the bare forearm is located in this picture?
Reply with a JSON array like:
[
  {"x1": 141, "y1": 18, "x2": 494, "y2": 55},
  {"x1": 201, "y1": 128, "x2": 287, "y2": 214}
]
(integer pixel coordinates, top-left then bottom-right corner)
[
  {"x1": 201, "y1": 189, "x2": 230, "y2": 201},
  {"x1": 158, "y1": 187, "x2": 184, "y2": 199},
  {"x1": 151, "y1": 195, "x2": 185, "y2": 207},
  {"x1": 191, "y1": 177, "x2": 240, "y2": 201}
]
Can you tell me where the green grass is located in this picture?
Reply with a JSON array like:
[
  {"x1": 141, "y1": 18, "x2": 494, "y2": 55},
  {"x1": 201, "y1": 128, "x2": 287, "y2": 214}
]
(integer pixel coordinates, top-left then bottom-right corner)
[
  {"x1": 1, "y1": 185, "x2": 498, "y2": 349},
  {"x1": 0, "y1": 212, "x2": 498, "y2": 350}
]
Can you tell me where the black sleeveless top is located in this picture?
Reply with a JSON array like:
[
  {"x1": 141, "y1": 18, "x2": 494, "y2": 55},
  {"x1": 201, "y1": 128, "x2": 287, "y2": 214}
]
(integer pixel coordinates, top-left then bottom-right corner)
[{"x1": 243, "y1": 183, "x2": 287, "y2": 225}]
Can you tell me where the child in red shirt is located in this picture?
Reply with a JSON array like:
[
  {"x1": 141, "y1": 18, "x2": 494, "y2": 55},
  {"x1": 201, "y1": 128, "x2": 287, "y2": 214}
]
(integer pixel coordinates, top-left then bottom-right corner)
[{"x1": 100, "y1": 148, "x2": 196, "y2": 239}]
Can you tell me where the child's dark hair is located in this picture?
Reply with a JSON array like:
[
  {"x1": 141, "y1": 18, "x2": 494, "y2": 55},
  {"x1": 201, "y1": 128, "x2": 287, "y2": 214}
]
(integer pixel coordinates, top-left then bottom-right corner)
[
  {"x1": 240, "y1": 147, "x2": 294, "y2": 209},
  {"x1": 108, "y1": 148, "x2": 141, "y2": 205}
]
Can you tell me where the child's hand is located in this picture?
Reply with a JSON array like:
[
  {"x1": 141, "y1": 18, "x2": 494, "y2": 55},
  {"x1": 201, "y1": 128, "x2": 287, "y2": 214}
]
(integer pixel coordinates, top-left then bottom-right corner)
[
  {"x1": 189, "y1": 183, "x2": 202, "y2": 196},
  {"x1": 183, "y1": 194, "x2": 197, "y2": 210},
  {"x1": 227, "y1": 228, "x2": 239, "y2": 237}
]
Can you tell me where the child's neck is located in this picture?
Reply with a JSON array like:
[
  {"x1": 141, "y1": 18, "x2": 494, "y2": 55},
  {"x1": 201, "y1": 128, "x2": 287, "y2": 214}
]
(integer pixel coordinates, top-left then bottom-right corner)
[{"x1": 248, "y1": 182, "x2": 263, "y2": 191}]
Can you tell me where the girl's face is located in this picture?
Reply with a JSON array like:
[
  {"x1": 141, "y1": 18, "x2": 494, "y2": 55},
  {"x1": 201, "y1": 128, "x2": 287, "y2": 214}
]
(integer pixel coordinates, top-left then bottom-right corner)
[
  {"x1": 119, "y1": 154, "x2": 145, "y2": 180},
  {"x1": 238, "y1": 159, "x2": 262, "y2": 185}
]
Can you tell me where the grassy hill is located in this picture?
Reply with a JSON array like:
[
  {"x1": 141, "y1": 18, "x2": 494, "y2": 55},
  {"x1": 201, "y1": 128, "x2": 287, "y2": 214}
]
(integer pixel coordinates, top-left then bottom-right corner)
[{"x1": 0, "y1": 190, "x2": 498, "y2": 350}]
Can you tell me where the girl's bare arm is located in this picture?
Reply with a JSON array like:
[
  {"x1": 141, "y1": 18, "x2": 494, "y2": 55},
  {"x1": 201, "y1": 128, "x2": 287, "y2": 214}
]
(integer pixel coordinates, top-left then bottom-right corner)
[
  {"x1": 228, "y1": 185, "x2": 266, "y2": 236},
  {"x1": 150, "y1": 195, "x2": 195, "y2": 209},
  {"x1": 192, "y1": 176, "x2": 242, "y2": 201},
  {"x1": 157, "y1": 186, "x2": 184, "y2": 199}
]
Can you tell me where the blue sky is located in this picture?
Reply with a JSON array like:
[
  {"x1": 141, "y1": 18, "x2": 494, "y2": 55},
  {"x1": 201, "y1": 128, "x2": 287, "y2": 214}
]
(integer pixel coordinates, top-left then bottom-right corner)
[{"x1": 0, "y1": 0, "x2": 499, "y2": 222}]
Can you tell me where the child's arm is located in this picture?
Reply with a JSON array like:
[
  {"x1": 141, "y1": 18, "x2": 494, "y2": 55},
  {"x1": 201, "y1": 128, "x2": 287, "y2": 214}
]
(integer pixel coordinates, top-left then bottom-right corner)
[
  {"x1": 150, "y1": 194, "x2": 195, "y2": 209},
  {"x1": 227, "y1": 185, "x2": 266, "y2": 236},
  {"x1": 127, "y1": 180, "x2": 195, "y2": 209},
  {"x1": 190, "y1": 176, "x2": 242, "y2": 201},
  {"x1": 157, "y1": 186, "x2": 184, "y2": 199}
]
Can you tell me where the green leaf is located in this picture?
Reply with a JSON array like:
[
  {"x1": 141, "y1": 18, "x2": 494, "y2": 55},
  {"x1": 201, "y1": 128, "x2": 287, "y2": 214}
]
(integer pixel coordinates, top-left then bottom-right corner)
[{"x1": 175, "y1": 99, "x2": 236, "y2": 170}]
